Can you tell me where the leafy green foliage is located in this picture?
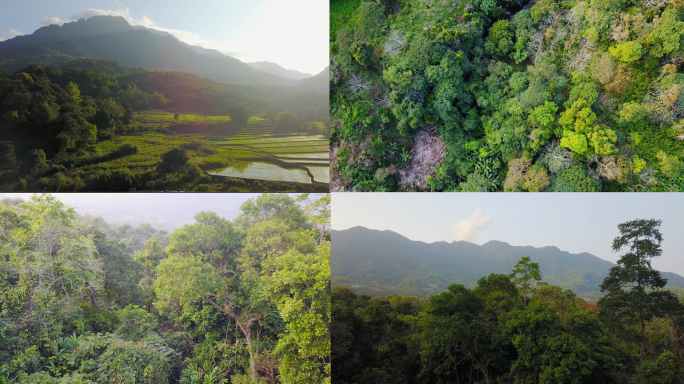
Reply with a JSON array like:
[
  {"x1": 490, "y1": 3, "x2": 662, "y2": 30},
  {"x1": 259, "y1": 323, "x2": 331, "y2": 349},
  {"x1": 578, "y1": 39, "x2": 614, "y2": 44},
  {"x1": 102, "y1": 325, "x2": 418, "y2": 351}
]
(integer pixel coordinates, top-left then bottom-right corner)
[
  {"x1": 333, "y1": 248, "x2": 681, "y2": 384},
  {"x1": 599, "y1": 219, "x2": 684, "y2": 363},
  {"x1": 330, "y1": 0, "x2": 684, "y2": 191},
  {"x1": 0, "y1": 193, "x2": 330, "y2": 384},
  {"x1": 96, "y1": 339, "x2": 170, "y2": 384},
  {"x1": 486, "y1": 20, "x2": 514, "y2": 56}
]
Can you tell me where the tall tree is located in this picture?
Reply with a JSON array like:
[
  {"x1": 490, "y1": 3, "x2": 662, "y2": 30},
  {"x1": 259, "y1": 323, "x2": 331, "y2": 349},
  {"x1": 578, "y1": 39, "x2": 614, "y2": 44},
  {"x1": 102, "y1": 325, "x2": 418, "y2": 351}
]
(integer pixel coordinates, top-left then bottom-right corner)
[
  {"x1": 155, "y1": 195, "x2": 317, "y2": 381},
  {"x1": 261, "y1": 241, "x2": 331, "y2": 383},
  {"x1": 134, "y1": 237, "x2": 166, "y2": 308},
  {"x1": 0, "y1": 194, "x2": 102, "y2": 342},
  {"x1": 510, "y1": 256, "x2": 542, "y2": 306},
  {"x1": 598, "y1": 219, "x2": 683, "y2": 364},
  {"x1": 306, "y1": 194, "x2": 330, "y2": 243}
]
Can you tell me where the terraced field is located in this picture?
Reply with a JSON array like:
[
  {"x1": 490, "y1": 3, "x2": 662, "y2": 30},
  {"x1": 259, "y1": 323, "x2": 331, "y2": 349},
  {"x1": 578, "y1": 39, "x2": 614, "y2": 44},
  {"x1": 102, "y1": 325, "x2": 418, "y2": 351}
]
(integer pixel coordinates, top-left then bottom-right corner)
[
  {"x1": 202, "y1": 125, "x2": 329, "y2": 184},
  {"x1": 133, "y1": 110, "x2": 232, "y2": 125}
]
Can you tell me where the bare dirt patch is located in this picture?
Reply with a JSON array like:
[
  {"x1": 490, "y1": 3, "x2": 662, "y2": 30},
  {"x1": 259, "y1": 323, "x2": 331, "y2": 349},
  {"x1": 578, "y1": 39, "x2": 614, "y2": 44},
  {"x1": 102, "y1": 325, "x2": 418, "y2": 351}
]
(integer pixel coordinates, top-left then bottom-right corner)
[{"x1": 399, "y1": 125, "x2": 447, "y2": 190}]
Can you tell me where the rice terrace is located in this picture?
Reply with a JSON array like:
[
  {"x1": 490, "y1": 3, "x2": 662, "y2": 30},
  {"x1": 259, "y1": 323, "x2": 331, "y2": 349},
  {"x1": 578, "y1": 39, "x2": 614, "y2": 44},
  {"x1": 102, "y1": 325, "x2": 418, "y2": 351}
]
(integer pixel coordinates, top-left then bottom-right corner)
[{"x1": 134, "y1": 110, "x2": 330, "y2": 185}]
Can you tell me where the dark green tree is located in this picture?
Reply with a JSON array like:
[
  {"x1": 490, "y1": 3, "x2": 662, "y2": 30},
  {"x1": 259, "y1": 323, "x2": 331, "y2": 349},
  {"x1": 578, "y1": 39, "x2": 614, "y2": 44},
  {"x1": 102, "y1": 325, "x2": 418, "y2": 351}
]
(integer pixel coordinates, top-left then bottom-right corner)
[
  {"x1": 158, "y1": 148, "x2": 189, "y2": 174},
  {"x1": 598, "y1": 219, "x2": 683, "y2": 364},
  {"x1": 92, "y1": 110, "x2": 115, "y2": 130},
  {"x1": 28, "y1": 148, "x2": 47, "y2": 172},
  {"x1": 0, "y1": 141, "x2": 16, "y2": 168},
  {"x1": 227, "y1": 104, "x2": 250, "y2": 127},
  {"x1": 420, "y1": 274, "x2": 520, "y2": 384},
  {"x1": 505, "y1": 300, "x2": 616, "y2": 384}
]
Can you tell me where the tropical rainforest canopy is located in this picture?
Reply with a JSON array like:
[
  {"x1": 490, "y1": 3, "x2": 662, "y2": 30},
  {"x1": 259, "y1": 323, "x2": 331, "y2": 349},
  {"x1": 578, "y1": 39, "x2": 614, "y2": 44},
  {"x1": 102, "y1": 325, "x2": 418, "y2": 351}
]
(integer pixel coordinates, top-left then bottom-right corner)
[
  {"x1": 0, "y1": 193, "x2": 331, "y2": 384},
  {"x1": 332, "y1": 219, "x2": 684, "y2": 384},
  {"x1": 330, "y1": 0, "x2": 684, "y2": 191}
]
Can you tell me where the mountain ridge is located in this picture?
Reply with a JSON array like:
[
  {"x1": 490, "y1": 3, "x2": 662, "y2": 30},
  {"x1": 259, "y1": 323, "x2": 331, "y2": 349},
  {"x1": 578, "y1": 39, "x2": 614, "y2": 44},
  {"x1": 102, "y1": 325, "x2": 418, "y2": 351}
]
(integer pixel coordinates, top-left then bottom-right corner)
[
  {"x1": 0, "y1": 15, "x2": 300, "y2": 86},
  {"x1": 332, "y1": 226, "x2": 684, "y2": 299},
  {"x1": 247, "y1": 61, "x2": 312, "y2": 80}
]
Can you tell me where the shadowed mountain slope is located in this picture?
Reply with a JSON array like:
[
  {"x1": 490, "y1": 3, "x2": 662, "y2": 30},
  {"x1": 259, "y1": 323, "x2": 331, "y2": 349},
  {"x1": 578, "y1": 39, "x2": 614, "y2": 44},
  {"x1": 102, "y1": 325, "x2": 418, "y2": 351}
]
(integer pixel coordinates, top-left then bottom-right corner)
[
  {"x1": 247, "y1": 61, "x2": 312, "y2": 80},
  {"x1": 0, "y1": 15, "x2": 295, "y2": 86}
]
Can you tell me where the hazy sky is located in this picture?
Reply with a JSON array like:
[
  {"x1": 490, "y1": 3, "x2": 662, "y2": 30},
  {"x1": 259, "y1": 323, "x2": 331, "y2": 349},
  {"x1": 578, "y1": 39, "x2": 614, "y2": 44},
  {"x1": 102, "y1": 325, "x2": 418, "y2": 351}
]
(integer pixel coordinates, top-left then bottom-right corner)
[
  {"x1": 0, "y1": 0, "x2": 328, "y2": 74},
  {"x1": 333, "y1": 193, "x2": 684, "y2": 276},
  {"x1": 1, "y1": 193, "x2": 262, "y2": 230}
]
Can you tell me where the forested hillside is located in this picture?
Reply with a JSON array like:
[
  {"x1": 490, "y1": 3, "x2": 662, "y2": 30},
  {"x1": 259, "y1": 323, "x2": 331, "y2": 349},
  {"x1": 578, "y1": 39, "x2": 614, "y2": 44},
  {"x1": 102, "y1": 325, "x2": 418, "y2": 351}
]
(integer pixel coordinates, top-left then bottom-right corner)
[
  {"x1": 330, "y1": 0, "x2": 684, "y2": 191},
  {"x1": 0, "y1": 193, "x2": 331, "y2": 384},
  {"x1": 333, "y1": 220, "x2": 684, "y2": 383},
  {"x1": 331, "y1": 226, "x2": 684, "y2": 298},
  {"x1": 0, "y1": 60, "x2": 328, "y2": 192}
]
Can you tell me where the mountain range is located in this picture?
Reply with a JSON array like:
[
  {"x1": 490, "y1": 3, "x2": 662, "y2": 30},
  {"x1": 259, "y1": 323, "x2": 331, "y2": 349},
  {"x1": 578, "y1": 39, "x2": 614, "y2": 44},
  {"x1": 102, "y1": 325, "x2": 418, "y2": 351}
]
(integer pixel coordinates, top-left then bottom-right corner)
[
  {"x1": 0, "y1": 15, "x2": 326, "y2": 88},
  {"x1": 332, "y1": 227, "x2": 684, "y2": 300}
]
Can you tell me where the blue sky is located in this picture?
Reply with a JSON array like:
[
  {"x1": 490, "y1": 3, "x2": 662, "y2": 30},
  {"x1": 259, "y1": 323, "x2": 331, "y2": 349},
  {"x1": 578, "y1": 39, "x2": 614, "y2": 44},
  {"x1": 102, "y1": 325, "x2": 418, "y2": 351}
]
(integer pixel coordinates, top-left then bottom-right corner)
[
  {"x1": 333, "y1": 193, "x2": 684, "y2": 277},
  {"x1": 0, "y1": 0, "x2": 328, "y2": 74}
]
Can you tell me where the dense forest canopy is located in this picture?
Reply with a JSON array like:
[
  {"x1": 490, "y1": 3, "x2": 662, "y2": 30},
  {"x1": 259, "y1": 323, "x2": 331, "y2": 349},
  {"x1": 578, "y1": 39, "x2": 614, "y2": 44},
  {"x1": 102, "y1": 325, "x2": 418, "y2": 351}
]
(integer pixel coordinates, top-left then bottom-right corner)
[
  {"x1": 330, "y1": 0, "x2": 684, "y2": 191},
  {"x1": 0, "y1": 193, "x2": 331, "y2": 384},
  {"x1": 332, "y1": 220, "x2": 684, "y2": 384}
]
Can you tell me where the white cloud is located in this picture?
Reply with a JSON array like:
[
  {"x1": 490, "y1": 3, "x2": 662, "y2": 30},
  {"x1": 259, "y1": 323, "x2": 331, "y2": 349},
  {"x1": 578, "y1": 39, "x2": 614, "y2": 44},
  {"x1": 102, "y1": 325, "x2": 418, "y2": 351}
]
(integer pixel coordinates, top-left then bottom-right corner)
[
  {"x1": 40, "y1": 17, "x2": 66, "y2": 25},
  {"x1": 8, "y1": 29, "x2": 24, "y2": 37},
  {"x1": 452, "y1": 208, "x2": 492, "y2": 242},
  {"x1": 41, "y1": 8, "x2": 202, "y2": 47},
  {"x1": 0, "y1": 37, "x2": 5, "y2": 42}
]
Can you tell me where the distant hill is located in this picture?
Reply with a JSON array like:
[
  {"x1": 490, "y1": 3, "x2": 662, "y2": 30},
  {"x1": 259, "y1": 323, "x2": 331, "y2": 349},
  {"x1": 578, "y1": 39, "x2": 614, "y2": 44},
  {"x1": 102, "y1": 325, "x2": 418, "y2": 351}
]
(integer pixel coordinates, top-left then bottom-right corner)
[
  {"x1": 0, "y1": 15, "x2": 296, "y2": 86},
  {"x1": 2, "y1": 194, "x2": 251, "y2": 231},
  {"x1": 332, "y1": 227, "x2": 684, "y2": 299},
  {"x1": 298, "y1": 66, "x2": 329, "y2": 93},
  {"x1": 247, "y1": 61, "x2": 312, "y2": 80}
]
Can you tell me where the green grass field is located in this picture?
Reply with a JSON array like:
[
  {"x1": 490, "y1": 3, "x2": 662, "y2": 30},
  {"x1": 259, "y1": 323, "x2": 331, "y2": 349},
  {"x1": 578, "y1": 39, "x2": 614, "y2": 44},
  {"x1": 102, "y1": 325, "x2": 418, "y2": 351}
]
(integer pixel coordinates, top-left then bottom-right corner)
[{"x1": 132, "y1": 110, "x2": 232, "y2": 126}]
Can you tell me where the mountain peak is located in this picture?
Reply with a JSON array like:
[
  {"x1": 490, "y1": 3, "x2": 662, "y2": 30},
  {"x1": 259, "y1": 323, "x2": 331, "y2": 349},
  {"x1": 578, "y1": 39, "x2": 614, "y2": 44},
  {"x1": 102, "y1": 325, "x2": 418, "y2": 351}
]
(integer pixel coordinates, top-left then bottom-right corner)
[{"x1": 482, "y1": 239, "x2": 511, "y2": 247}]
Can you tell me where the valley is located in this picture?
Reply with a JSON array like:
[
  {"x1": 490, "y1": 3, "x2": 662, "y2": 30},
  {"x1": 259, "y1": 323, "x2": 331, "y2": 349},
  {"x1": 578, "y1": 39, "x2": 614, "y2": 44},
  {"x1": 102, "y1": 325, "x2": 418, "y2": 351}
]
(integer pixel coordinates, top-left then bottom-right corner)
[{"x1": 0, "y1": 15, "x2": 329, "y2": 192}]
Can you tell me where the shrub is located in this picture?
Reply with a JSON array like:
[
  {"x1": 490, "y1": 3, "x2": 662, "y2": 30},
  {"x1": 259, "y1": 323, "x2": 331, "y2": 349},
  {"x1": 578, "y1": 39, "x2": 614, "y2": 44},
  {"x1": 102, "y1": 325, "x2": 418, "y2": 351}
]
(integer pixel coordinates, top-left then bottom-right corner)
[
  {"x1": 115, "y1": 305, "x2": 157, "y2": 341},
  {"x1": 556, "y1": 164, "x2": 601, "y2": 192},
  {"x1": 193, "y1": 184, "x2": 214, "y2": 192},
  {"x1": 181, "y1": 139, "x2": 214, "y2": 154},
  {"x1": 80, "y1": 303, "x2": 119, "y2": 334},
  {"x1": 97, "y1": 340, "x2": 170, "y2": 384},
  {"x1": 13, "y1": 179, "x2": 27, "y2": 191},
  {"x1": 16, "y1": 371, "x2": 96, "y2": 384},
  {"x1": 158, "y1": 148, "x2": 189, "y2": 174}
]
